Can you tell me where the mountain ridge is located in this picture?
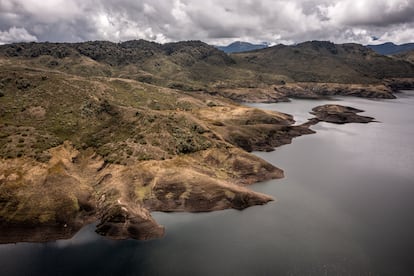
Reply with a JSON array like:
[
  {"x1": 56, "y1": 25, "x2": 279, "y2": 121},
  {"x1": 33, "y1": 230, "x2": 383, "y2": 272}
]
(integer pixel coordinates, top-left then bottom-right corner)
[
  {"x1": 216, "y1": 41, "x2": 269, "y2": 53},
  {"x1": 367, "y1": 42, "x2": 414, "y2": 55},
  {"x1": 2, "y1": 39, "x2": 414, "y2": 89},
  {"x1": 231, "y1": 40, "x2": 414, "y2": 83}
]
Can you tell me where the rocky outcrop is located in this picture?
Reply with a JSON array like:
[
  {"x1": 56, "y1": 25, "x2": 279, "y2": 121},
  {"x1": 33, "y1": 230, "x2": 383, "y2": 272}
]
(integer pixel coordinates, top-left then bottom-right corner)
[
  {"x1": 196, "y1": 105, "x2": 315, "y2": 152},
  {"x1": 216, "y1": 87, "x2": 290, "y2": 103},
  {"x1": 385, "y1": 78, "x2": 414, "y2": 91},
  {"x1": 309, "y1": 104, "x2": 375, "y2": 124},
  {"x1": 0, "y1": 140, "x2": 281, "y2": 243}
]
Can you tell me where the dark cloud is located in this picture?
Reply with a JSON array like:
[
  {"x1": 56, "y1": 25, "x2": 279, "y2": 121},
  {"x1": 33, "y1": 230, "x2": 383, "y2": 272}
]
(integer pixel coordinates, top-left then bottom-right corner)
[{"x1": 0, "y1": 0, "x2": 413, "y2": 45}]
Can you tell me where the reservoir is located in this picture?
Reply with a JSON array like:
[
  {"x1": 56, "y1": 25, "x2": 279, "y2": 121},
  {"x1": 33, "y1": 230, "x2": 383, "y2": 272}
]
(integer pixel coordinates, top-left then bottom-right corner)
[{"x1": 1, "y1": 91, "x2": 414, "y2": 276}]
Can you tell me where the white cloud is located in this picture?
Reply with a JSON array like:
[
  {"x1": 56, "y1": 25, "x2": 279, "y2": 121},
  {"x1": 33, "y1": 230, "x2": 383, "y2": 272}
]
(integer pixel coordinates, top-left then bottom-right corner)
[
  {"x1": 376, "y1": 26, "x2": 414, "y2": 45},
  {"x1": 0, "y1": 26, "x2": 37, "y2": 44},
  {"x1": 0, "y1": 0, "x2": 413, "y2": 45},
  {"x1": 325, "y1": 0, "x2": 414, "y2": 27}
]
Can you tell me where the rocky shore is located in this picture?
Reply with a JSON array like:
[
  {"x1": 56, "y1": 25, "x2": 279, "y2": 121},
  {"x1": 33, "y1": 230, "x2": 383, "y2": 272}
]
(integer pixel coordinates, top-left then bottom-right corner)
[
  {"x1": 0, "y1": 142, "x2": 283, "y2": 243},
  {"x1": 309, "y1": 104, "x2": 375, "y2": 124},
  {"x1": 0, "y1": 70, "x2": 314, "y2": 243},
  {"x1": 217, "y1": 79, "x2": 414, "y2": 103},
  {"x1": 0, "y1": 101, "x2": 376, "y2": 243},
  {"x1": 0, "y1": 39, "x2": 393, "y2": 243}
]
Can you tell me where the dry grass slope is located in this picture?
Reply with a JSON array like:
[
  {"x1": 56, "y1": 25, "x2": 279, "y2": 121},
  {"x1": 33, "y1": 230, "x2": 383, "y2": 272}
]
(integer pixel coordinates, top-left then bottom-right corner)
[
  {"x1": 0, "y1": 50, "x2": 314, "y2": 242},
  {"x1": 0, "y1": 39, "x2": 411, "y2": 242}
]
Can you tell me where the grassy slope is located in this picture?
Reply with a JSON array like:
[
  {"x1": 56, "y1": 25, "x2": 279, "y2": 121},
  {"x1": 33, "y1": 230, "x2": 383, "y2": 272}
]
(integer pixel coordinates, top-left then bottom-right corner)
[
  {"x1": 0, "y1": 39, "x2": 413, "y2": 241},
  {"x1": 2, "y1": 40, "x2": 414, "y2": 93},
  {"x1": 1, "y1": 55, "x2": 314, "y2": 241},
  {"x1": 393, "y1": 50, "x2": 414, "y2": 64},
  {"x1": 231, "y1": 41, "x2": 414, "y2": 83}
]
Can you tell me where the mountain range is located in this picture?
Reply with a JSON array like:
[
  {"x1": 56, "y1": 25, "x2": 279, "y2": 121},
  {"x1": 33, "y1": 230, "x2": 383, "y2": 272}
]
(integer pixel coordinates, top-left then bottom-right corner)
[
  {"x1": 2, "y1": 40, "x2": 413, "y2": 90},
  {"x1": 215, "y1": 41, "x2": 269, "y2": 53},
  {"x1": 367, "y1": 42, "x2": 414, "y2": 55},
  {"x1": 216, "y1": 40, "x2": 414, "y2": 56}
]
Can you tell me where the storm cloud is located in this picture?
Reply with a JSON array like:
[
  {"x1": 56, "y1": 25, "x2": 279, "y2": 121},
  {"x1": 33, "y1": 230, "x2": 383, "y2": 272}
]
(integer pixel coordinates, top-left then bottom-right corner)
[{"x1": 0, "y1": 0, "x2": 413, "y2": 45}]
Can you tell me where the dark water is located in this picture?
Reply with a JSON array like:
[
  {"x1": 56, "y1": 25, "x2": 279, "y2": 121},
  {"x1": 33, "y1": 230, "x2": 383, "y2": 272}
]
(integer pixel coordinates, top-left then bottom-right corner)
[{"x1": 1, "y1": 92, "x2": 414, "y2": 276}]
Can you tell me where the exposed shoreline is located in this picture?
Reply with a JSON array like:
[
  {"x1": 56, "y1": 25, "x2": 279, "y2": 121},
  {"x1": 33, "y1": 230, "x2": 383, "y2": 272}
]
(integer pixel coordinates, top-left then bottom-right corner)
[
  {"x1": 0, "y1": 101, "x2": 376, "y2": 244},
  {"x1": 1, "y1": 39, "x2": 411, "y2": 243},
  {"x1": 215, "y1": 79, "x2": 414, "y2": 103}
]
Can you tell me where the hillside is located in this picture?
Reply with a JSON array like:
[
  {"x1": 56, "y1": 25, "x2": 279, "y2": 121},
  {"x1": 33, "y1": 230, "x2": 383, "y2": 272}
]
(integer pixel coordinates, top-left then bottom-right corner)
[
  {"x1": 0, "y1": 39, "x2": 413, "y2": 242},
  {"x1": 231, "y1": 41, "x2": 414, "y2": 83},
  {"x1": 0, "y1": 50, "x2": 318, "y2": 242},
  {"x1": 393, "y1": 49, "x2": 414, "y2": 64},
  {"x1": 367, "y1": 42, "x2": 414, "y2": 55},
  {"x1": 0, "y1": 40, "x2": 241, "y2": 91},
  {"x1": 2, "y1": 40, "x2": 414, "y2": 99}
]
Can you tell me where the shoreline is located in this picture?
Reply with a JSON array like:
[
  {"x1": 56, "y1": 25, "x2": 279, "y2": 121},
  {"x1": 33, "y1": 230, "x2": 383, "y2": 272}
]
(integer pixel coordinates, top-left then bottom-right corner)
[
  {"x1": 0, "y1": 100, "x2": 377, "y2": 244},
  {"x1": 215, "y1": 79, "x2": 414, "y2": 103}
]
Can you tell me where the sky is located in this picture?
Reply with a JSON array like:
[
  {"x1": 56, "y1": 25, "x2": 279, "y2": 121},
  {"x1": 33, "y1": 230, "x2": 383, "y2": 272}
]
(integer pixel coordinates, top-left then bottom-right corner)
[{"x1": 0, "y1": 0, "x2": 413, "y2": 45}]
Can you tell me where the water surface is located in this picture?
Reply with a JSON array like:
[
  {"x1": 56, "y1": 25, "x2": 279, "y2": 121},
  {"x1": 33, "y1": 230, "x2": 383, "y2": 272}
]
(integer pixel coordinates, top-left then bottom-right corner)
[{"x1": 1, "y1": 92, "x2": 414, "y2": 276}]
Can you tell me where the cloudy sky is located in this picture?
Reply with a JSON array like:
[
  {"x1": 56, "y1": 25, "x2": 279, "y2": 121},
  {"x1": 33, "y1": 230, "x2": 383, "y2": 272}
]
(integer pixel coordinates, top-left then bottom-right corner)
[{"x1": 1, "y1": 0, "x2": 413, "y2": 45}]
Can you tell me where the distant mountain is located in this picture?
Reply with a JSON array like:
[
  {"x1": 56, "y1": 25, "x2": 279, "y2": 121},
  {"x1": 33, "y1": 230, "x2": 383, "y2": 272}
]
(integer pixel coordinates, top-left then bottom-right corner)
[
  {"x1": 216, "y1": 41, "x2": 268, "y2": 53},
  {"x1": 367, "y1": 42, "x2": 414, "y2": 55}
]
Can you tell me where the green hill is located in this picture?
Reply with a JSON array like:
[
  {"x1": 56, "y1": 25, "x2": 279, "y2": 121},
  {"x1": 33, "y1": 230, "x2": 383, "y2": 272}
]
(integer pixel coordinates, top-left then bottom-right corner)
[
  {"x1": 0, "y1": 40, "x2": 241, "y2": 90},
  {"x1": 231, "y1": 41, "x2": 414, "y2": 83},
  {"x1": 2, "y1": 40, "x2": 414, "y2": 93}
]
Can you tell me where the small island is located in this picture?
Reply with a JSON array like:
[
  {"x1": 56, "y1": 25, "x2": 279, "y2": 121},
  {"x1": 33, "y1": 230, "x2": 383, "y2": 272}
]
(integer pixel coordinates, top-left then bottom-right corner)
[{"x1": 309, "y1": 104, "x2": 376, "y2": 124}]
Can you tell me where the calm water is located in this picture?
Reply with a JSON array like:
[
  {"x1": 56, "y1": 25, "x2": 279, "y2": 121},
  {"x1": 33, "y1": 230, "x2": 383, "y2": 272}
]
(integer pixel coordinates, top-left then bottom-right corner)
[{"x1": 1, "y1": 92, "x2": 414, "y2": 276}]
